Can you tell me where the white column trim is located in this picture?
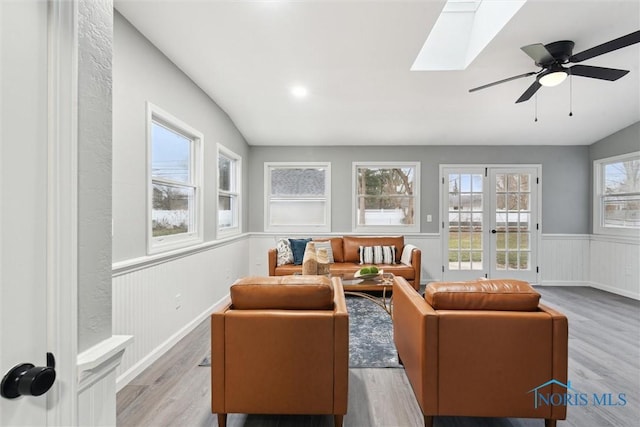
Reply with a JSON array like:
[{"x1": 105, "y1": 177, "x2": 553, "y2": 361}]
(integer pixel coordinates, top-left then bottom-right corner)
[{"x1": 47, "y1": 1, "x2": 79, "y2": 425}]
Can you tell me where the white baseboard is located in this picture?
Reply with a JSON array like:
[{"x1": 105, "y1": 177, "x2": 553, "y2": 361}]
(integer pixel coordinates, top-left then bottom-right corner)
[
  {"x1": 588, "y1": 281, "x2": 640, "y2": 301},
  {"x1": 537, "y1": 281, "x2": 589, "y2": 287},
  {"x1": 115, "y1": 294, "x2": 230, "y2": 391},
  {"x1": 537, "y1": 280, "x2": 639, "y2": 300}
]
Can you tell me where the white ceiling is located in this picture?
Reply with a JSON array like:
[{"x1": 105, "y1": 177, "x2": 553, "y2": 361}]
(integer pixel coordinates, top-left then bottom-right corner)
[{"x1": 115, "y1": 0, "x2": 640, "y2": 146}]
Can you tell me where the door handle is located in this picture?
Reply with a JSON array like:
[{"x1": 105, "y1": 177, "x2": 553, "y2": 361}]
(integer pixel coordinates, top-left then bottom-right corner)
[
  {"x1": 1, "y1": 353, "x2": 56, "y2": 399},
  {"x1": 491, "y1": 229, "x2": 497, "y2": 234}
]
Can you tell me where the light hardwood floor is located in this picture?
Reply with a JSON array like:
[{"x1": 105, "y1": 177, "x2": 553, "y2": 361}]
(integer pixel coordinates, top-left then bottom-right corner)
[{"x1": 116, "y1": 286, "x2": 639, "y2": 427}]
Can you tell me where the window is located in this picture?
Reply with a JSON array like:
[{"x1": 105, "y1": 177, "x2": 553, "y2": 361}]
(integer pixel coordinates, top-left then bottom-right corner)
[
  {"x1": 594, "y1": 152, "x2": 640, "y2": 235},
  {"x1": 217, "y1": 144, "x2": 241, "y2": 237},
  {"x1": 353, "y1": 162, "x2": 420, "y2": 233},
  {"x1": 148, "y1": 103, "x2": 203, "y2": 253},
  {"x1": 265, "y1": 162, "x2": 331, "y2": 232}
]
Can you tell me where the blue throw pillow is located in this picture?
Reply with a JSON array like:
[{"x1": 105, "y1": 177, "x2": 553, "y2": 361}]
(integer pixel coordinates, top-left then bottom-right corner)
[{"x1": 289, "y1": 238, "x2": 311, "y2": 265}]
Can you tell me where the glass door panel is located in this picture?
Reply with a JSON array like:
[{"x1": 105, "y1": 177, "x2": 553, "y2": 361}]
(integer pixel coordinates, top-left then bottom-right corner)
[
  {"x1": 490, "y1": 168, "x2": 537, "y2": 281},
  {"x1": 443, "y1": 169, "x2": 486, "y2": 281}
]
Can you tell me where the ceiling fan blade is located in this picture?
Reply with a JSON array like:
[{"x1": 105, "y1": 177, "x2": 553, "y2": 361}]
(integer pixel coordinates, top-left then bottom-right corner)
[
  {"x1": 469, "y1": 71, "x2": 537, "y2": 93},
  {"x1": 515, "y1": 81, "x2": 542, "y2": 103},
  {"x1": 569, "y1": 30, "x2": 640, "y2": 63},
  {"x1": 521, "y1": 43, "x2": 554, "y2": 65},
  {"x1": 569, "y1": 64, "x2": 630, "y2": 81}
]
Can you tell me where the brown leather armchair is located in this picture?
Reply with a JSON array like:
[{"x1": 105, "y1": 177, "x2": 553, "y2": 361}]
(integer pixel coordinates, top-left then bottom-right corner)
[
  {"x1": 393, "y1": 277, "x2": 568, "y2": 427},
  {"x1": 211, "y1": 276, "x2": 349, "y2": 427}
]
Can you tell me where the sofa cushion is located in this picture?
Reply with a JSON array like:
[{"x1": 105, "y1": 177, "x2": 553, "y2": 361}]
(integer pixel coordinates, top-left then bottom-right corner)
[
  {"x1": 272, "y1": 264, "x2": 303, "y2": 276},
  {"x1": 343, "y1": 236, "x2": 404, "y2": 263},
  {"x1": 230, "y1": 276, "x2": 334, "y2": 310},
  {"x1": 425, "y1": 279, "x2": 540, "y2": 311}
]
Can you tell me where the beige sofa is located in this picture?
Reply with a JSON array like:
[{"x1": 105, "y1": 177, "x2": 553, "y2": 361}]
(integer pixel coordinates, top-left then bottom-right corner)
[{"x1": 268, "y1": 235, "x2": 421, "y2": 290}]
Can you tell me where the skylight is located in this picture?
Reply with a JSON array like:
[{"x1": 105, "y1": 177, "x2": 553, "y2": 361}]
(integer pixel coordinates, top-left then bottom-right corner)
[{"x1": 411, "y1": 0, "x2": 527, "y2": 71}]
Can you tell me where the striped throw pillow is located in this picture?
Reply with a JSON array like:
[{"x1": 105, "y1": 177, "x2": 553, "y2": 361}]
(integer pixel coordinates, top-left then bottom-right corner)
[
  {"x1": 359, "y1": 245, "x2": 396, "y2": 264},
  {"x1": 359, "y1": 246, "x2": 374, "y2": 264},
  {"x1": 382, "y1": 245, "x2": 396, "y2": 264}
]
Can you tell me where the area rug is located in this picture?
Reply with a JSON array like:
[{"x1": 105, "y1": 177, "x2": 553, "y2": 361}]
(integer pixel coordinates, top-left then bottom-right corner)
[
  {"x1": 345, "y1": 295, "x2": 401, "y2": 368},
  {"x1": 199, "y1": 295, "x2": 401, "y2": 368}
]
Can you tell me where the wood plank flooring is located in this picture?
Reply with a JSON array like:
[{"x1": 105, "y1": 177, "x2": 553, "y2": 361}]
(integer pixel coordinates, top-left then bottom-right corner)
[{"x1": 116, "y1": 286, "x2": 640, "y2": 427}]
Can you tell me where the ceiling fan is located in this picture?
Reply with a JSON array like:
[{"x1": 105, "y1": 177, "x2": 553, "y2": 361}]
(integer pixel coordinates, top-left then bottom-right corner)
[{"x1": 469, "y1": 30, "x2": 640, "y2": 103}]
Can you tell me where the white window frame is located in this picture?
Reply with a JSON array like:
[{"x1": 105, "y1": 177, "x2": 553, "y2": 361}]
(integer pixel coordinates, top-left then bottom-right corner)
[
  {"x1": 593, "y1": 151, "x2": 640, "y2": 236},
  {"x1": 147, "y1": 102, "x2": 204, "y2": 254},
  {"x1": 352, "y1": 161, "x2": 421, "y2": 233},
  {"x1": 217, "y1": 143, "x2": 242, "y2": 238},
  {"x1": 264, "y1": 162, "x2": 331, "y2": 233}
]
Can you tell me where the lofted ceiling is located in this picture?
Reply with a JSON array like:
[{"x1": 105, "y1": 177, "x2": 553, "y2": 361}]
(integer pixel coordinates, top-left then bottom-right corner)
[{"x1": 115, "y1": 0, "x2": 640, "y2": 146}]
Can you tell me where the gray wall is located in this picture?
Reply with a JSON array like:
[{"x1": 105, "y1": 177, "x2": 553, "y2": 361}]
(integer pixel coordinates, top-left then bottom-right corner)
[
  {"x1": 78, "y1": 0, "x2": 113, "y2": 352},
  {"x1": 589, "y1": 122, "x2": 640, "y2": 161},
  {"x1": 249, "y1": 145, "x2": 590, "y2": 234},
  {"x1": 588, "y1": 122, "x2": 640, "y2": 232},
  {"x1": 113, "y1": 12, "x2": 250, "y2": 262}
]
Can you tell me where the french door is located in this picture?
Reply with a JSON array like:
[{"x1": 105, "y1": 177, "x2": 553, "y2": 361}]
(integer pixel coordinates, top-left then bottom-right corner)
[{"x1": 441, "y1": 166, "x2": 540, "y2": 283}]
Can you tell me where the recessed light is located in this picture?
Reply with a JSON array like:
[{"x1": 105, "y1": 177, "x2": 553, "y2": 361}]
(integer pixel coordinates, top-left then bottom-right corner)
[{"x1": 291, "y1": 85, "x2": 308, "y2": 98}]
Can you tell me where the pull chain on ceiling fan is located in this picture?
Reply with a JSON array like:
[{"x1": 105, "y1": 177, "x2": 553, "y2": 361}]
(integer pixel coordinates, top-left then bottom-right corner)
[{"x1": 469, "y1": 30, "x2": 640, "y2": 103}]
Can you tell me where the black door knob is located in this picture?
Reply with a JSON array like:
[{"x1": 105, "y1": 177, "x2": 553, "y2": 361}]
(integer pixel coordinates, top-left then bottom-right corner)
[
  {"x1": 491, "y1": 229, "x2": 497, "y2": 234},
  {"x1": 1, "y1": 354, "x2": 56, "y2": 399}
]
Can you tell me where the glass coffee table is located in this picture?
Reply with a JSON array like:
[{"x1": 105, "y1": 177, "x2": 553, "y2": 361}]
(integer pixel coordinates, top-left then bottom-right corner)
[{"x1": 338, "y1": 272, "x2": 395, "y2": 315}]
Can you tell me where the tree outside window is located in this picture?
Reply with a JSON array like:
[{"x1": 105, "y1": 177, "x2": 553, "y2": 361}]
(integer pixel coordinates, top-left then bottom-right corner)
[{"x1": 354, "y1": 162, "x2": 420, "y2": 232}]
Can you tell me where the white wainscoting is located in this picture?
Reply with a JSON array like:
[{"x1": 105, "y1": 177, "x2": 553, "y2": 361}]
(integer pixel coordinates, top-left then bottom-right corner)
[
  {"x1": 112, "y1": 236, "x2": 249, "y2": 390},
  {"x1": 540, "y1": 234, "x2": 590, "y2": 286},
  {"x1": 589, "y1": 235, "x2": 640, "y2": 300},
  {"x1": 249, "y1": 233, "x2": 280, "y2": 276},
  {"x1": 405, "y1": 234, "x2": 441, "y2": 283}
]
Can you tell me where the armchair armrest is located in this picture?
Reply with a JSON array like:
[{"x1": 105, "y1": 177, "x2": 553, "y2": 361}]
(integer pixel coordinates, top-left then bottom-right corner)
[
  {"x1": 211, "y1": 302, "x2": 232, "y2": 413},
  {"x1": 539, "y1": 304, "x2": 569, "y2": 421},
  {"x1": 331, "y1": 278, "x2": 349, "y2": 415},
  {"x1": 392, "y1": 277, "x2": 437, "y2": 413}
]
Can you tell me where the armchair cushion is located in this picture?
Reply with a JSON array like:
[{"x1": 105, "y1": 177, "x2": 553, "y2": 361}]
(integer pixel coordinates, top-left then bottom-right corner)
[
  {"x1": 230, "y1": 276, "x2": 334, "y2": 310},
  {"x1": 425, "y1": 279, "x2": 540, "y2": 311}
]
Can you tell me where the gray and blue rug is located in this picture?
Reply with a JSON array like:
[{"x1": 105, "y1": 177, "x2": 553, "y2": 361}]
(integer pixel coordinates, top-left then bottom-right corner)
[
  {"x1": 200, "y1": 295, "x2": 401, "y2": 368},
  {"x1": 345, "y1": 295, "x2": 401, "y2": 368}
]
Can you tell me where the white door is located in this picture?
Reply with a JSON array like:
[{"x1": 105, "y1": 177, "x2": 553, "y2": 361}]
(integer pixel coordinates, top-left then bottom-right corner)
[
  {"x1": 489, "y1": 167, "x2": 539, "y2": 282},
  {"x1": 442, "y1": 166, "x2": 540, "y2": 283},
  {"x1": 1, "y1": 0, "x2": 50, "y2": 425}
]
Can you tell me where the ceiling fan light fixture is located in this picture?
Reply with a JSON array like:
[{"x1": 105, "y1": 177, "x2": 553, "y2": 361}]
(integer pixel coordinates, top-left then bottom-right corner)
[{"x1": 538, "y1": 67, "x2": 568, "y2": 87}]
